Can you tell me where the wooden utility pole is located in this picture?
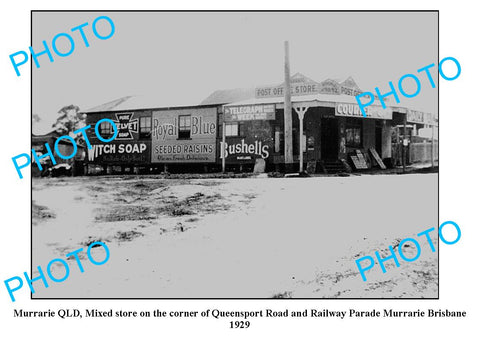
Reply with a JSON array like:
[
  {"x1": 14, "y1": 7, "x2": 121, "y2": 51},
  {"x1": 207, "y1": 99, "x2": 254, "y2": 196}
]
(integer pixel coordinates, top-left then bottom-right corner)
[{"x1": 284, "y1": 41, "x2": 293, "y2": 169}]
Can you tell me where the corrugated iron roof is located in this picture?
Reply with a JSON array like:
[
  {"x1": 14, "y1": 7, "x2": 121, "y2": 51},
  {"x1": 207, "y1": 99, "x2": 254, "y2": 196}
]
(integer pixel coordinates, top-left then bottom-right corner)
[
  {"x1": 82, "y1": 73, "x2": 436, "y2": 118},
  {"x1": 200, "y1": 88, "x2": 255, "y2": 106},
  {"x1": 82, "y1": 95, "x2": 206, "y2": 113}
]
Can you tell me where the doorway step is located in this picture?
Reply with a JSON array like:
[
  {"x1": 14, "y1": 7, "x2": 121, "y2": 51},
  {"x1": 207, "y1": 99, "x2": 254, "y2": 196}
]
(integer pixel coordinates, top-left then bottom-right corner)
[{"x1": 321, "y1": 160, "x2": 347, "y2": 174}]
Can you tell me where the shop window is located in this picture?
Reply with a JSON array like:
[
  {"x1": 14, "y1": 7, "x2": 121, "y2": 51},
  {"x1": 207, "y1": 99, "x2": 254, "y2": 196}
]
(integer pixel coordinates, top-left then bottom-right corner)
[
  {"x1": 178, "y1": 115, "x2": 191, "y2": 139},
  {"x1": 224, "y1": 122, "x2": 245, "y2": 137},
  {"x1": 346, "y1": 120, "x2": 362, "y2": 148},
  {"x1": 225, "y1": 123, "x2": 238, "y2": 136},
  {"x1": 99, "y1": 120, "x2": 113, "y2": 139},
  {"x1": 139, "y1": 116, "x2": 151, "y2": 139}
]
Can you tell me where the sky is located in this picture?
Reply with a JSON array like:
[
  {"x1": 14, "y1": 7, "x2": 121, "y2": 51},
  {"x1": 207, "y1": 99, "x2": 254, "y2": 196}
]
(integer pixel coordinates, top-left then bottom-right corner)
[{"x1": 32, "y1": 11, "x2": 438, "y2": 133}]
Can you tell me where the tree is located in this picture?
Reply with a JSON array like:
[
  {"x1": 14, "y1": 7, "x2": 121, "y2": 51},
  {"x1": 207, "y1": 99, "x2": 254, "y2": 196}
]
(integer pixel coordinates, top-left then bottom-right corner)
[
  {"x1": 51, "y1": 105, "x2": 88, "y2": 169},
  {"x1": 52, "y1": 104, "x2": 86, "y2": 140},
  {"x1": 32, "y1": 113, "x2": 41, "y2": 125}
]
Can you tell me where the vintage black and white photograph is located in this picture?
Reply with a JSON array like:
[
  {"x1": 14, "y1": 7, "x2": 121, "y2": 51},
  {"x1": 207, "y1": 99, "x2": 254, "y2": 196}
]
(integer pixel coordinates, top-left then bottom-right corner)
[{"x1": 31, "y1": 11, "x2": 439, "y2": 298}]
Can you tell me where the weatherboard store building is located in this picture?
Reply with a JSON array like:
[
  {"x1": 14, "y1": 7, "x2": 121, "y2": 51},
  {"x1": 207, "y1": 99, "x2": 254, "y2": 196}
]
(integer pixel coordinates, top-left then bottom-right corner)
[
  {"x1": 82, "y1": 73, "x2": 434, "y2": 174},
  {"x1": 220, "y1": 73, "x2": 396, "y2": 172},
  {"x1": 84, "y1": 99, "x2": 221, "y2": 174}
]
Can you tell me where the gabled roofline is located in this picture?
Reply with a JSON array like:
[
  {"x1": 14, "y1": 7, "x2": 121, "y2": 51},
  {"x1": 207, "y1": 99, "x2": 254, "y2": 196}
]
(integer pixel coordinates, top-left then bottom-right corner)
[{"x1": 81, "y1": 103, "x2": 221, "y2": 115}]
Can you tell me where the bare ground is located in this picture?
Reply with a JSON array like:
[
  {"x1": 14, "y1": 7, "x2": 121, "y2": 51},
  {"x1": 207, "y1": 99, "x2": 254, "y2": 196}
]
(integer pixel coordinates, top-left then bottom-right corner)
[{"x1": 32, "y1": 173, "x2": 438, "y2": 298}]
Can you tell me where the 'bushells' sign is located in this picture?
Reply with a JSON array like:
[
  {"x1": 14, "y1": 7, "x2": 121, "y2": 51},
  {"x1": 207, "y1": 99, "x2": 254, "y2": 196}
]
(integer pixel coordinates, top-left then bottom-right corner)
[
  {"x1": 151, "y1": 107, "x2": 217, "y2": 163},
  {"x1": 220, "y1": 137, "x2": 272, "y2": 163}
]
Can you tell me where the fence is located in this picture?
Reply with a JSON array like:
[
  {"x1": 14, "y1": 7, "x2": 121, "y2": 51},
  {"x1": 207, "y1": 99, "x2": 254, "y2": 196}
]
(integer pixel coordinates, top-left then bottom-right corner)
[{"x1": 408, "y1": 141, "x2": 438, "y2": 164}]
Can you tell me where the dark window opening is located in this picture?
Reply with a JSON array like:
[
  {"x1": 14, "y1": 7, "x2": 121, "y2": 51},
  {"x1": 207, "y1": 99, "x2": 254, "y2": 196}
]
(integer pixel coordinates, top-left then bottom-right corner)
[
  {"x1": 346, "y1": 120, "x2": 362, "y2": 148},
  {"x1": 99, "y1": 121, "x2": 113, "y2": 139},
  {"x1": 140, "y1": 116, "x2": 151, "y2": 139},
  {"x1": 178, "y1": 115, "x2": 191, "y2": 139}
]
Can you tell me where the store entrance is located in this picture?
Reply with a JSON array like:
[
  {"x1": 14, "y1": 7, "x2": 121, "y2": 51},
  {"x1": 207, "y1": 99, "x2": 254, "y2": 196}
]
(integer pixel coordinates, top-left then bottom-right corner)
[
  {"x1": 321, "y1": 117, "x2": 338, "y2": 160},
  {"x1": 375, "y1": 124, "x2": 383, "y2": 157}
]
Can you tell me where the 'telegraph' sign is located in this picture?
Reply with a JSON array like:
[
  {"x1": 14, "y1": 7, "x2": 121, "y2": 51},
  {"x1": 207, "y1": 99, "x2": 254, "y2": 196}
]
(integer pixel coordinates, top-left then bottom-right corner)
[{"x1": 224, "y1": 104, "x2": 275, "y2": 121}]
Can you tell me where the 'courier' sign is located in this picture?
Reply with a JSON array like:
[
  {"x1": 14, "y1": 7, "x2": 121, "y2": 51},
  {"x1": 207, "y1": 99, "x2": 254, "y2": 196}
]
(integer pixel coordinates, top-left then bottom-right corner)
[
  {"x1": 335, "y1": 103, "x2": 392, "y2": 120},
  {"x1": 224, "y1": 104, "x2": 275, "y2": 121}
]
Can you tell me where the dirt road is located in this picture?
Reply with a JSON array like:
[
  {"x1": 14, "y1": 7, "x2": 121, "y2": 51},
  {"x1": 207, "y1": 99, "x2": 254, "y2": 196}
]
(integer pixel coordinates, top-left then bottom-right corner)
[{"x1": 32, "y1": 173, "x2": 438, "y2": 298}]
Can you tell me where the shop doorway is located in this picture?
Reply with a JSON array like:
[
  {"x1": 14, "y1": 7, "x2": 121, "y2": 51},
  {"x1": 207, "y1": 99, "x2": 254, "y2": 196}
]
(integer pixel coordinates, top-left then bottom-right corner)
[
  {"x1": 321, "y1": 117, "x2": 338, "y2": 160},
  {"x1": 375, "y1": 124, "x2": 382, "y2": 157}
]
